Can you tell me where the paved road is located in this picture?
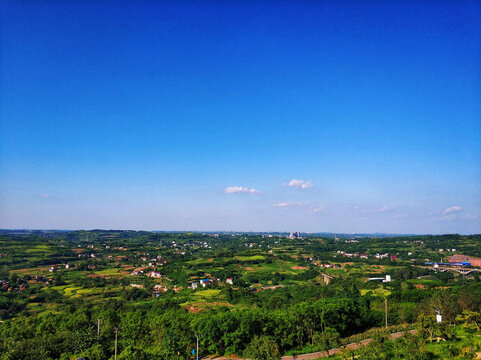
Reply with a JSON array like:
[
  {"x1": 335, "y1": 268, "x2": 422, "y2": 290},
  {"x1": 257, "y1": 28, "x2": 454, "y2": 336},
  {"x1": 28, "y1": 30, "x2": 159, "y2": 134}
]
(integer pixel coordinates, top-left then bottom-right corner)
[
  {"x1": 280, "y1": 330, "x2": 416, "y2": 360},
  {"x1": 201, "y1": 330, "x2": 417, "y2": 360}
]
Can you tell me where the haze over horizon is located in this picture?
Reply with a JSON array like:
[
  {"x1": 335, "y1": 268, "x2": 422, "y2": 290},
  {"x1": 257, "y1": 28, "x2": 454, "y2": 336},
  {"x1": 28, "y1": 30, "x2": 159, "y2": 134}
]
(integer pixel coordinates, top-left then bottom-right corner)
[{"x1": 1, "y1": 1, "x2": 480, "y2": 234}]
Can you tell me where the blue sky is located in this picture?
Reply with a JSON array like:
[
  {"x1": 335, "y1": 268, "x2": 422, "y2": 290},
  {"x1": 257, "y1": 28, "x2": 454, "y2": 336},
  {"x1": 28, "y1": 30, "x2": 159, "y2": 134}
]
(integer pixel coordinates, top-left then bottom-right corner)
[{"x1": 1, "y1": 1, "x2": 480, "y2": 234}]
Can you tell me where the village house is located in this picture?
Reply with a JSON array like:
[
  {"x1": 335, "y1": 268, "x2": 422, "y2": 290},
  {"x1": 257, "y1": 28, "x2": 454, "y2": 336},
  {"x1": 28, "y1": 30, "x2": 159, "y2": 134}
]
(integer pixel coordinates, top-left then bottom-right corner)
[
  {"x1": 147, "y1": 271, "x2": 163, "y2": 278},
  {"x1": 153, "y1": 284, "x2": 168, "y2": 293},
  {"x1": 130, "y1": 267, "x2": 148, "y2": 276}
]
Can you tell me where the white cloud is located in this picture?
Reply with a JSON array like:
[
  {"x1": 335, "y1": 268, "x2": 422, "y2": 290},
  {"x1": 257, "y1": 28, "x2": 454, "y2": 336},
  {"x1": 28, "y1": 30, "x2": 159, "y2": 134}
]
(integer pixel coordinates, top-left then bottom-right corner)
[
  {"x1": 361, "y1": 205, "x2": 393, "y2": 213},
  {"x1": 312, "y1": 206, "x2": 327, "y2": 213},
  {"x1": 40, "y1": 194, "x2": 58, "y2": 200},
  {"x1": 461, "y1": 214, "x2": 480, "y2": 220},
  {"x1": 428, "y1": 206, "x2": 468, "y2": 222},
  {"x1": 285, "y1": 179, "x2": 313, "y2": 189},
  {"x1": 274, "y1": 201, "x2": 304, "y2": 208},
  {"x1": 224, "y1": 186, "x2": 260, "y2": 195},
  {"x1": 442, "y1": 206, "x2": 462, "y2": 215},
  {"x1": 274, "y1": 201, "x2": 328, "y2": 214}
]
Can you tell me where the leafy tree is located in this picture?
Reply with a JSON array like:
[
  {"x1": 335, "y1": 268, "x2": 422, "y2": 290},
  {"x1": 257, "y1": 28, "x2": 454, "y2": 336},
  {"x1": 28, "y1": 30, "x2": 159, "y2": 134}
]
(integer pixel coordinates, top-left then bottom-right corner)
[
  {"x1": 313, "y1": 327, "x2": 340, "y2": 355},
  {"x1": 243, "y1": 335, "x2": 279, "y2": 360},
  {"x1": 456, "y1": 310, "x2": 481, "y2": 332}
]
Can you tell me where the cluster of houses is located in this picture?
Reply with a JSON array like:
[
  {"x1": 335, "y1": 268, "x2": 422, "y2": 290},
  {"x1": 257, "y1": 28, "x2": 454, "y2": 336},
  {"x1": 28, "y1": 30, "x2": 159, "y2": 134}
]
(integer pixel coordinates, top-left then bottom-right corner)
[
  {"x1": 375, "y1": 253, "x2": 396, "y2": 260},
  {"x1": 0, "y1": 280, "x2": 29, "y2": 292},
  {"x1": 335, "y1": 250, "x2": 369, "y2": 258},
  {"x1": 332, "y1": 251, "x2": 399, "y2": 261},
  {"x1": 130, "y1": 266, "x2": 166, "y2": 278},
  {"x1": 312, "y1": 262, "x2": 341, "y2": 269},
  {"x1": 77, "y1": 252, "x2": 99, "y2": 258},
  {"x1": 190, "y1": 277, "x2": 233, "y2": 289},
  {"x1": 170, "y1": 240, "x2": 211, "y2": 249}
]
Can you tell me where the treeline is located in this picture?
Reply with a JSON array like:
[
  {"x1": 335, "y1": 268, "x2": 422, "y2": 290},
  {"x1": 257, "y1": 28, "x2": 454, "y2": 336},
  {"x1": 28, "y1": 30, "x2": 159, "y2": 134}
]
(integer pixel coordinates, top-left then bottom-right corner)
[
  {"x1": 0, "y1": 284, "x2": 377, "y2": 360},
  {"x1": 2, "y1": 281, "x2": 481, "y2": 359}
]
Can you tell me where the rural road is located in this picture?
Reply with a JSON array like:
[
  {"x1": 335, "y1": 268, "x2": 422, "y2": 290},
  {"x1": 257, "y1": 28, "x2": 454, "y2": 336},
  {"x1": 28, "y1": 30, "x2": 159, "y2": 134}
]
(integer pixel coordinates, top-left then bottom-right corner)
[{"x1": 202, "y1": 330, "x2": 417, "y2": 360}]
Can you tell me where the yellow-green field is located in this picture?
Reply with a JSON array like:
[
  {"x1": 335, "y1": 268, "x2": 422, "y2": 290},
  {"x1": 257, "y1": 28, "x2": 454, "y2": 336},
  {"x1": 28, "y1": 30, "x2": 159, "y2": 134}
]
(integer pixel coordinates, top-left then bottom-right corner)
[
  {"x1": 361, "y1": 287, "x2": 391, "y2": 297},
  {"x1": 93, "y1": 268, "x2": 125, "y2": 276},
  {"x1": 192, "y1": 289, "x2": 222, "y2": 299}
]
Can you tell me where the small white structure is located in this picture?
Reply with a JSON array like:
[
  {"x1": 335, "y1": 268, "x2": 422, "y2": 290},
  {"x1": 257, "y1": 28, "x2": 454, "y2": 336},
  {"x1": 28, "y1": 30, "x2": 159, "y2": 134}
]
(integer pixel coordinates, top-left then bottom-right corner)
[
  {"x1": 435, "y1": 309, "x2": 442, "y2": 323},
  {"x1": 385, "y1": 275, "x2": 391, "y2": 282},
  {"x1": 65, "y1": 264, "x2": 70, "y2": 269},
  {"x1": 191, "y1": 282, "x2": 198, "y2": 289},
  {"x1": 226, "y1": 278, "x2": 233, "y2": 285}
]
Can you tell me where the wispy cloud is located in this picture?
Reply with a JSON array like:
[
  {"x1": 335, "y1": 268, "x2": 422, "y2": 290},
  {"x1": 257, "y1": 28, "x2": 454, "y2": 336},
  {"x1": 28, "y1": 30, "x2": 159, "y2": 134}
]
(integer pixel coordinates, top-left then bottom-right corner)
[
  {"x1": 428, "y1": 205, "x2": 471, "y2": 222},
  {"x1": 442, "y1": 206, "x2": 462, "y2": 215},
  {"x1": 274, "y1": 201, "x2": 304, "y2": 208},
  {"x1": 284, "y1": 179, "x2": 313, "y2": 189},
  {"x1": 39, "y1": 193, "x2": 58, "y2": 200},
  {"x1": 361, "y1": 205, "x2": 393, "y2": 213},
  {"x1": 460, "y1": 214, "x2": 480, "y2": 220},
  {"x1": 312, "y1": 206, "x2": 327, "y2": 213},
  {"x1": 224, "y1": 186, "x2": 260, "y2": 195},
  {"x1": 274, "y1": 201, "x2": 327, "y2": 214}
]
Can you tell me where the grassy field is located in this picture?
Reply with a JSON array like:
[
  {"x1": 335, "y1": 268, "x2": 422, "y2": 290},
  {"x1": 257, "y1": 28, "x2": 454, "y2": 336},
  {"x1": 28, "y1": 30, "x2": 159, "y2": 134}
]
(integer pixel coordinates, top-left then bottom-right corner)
[
  {"x1": 192, "y1": 289, "x2": 222, "y2": 299},
  {"x1": 235, "y1": 255, "x2": 266, "y2": 261},
  {"x1": 93, "y1": 268, "x2": 125, "y2": 276},
  {"x1": 361, "y1": 286, "x2": 391, "y2": 297}
]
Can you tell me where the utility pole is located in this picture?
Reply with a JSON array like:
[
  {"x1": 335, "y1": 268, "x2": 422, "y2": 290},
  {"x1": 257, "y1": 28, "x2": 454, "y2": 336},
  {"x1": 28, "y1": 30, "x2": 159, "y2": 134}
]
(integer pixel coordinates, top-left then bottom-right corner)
[
  {"x1": 97, "y1": 319, "x2": 100, "y2": 336},
  {"x1": 385, "y1": 298, "x2": 388, "y2": 328},
  {"x1": 196, "y1": 333, "x2": 199, "y2": 360},
  {"x1": 114, "y1": 328, "x2": 118, "y2": 360}
]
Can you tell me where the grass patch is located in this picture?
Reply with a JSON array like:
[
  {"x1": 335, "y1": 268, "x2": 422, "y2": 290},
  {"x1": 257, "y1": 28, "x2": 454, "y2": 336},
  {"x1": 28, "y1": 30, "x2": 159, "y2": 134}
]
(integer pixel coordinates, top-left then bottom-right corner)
[
  {"x1": 361, "y1": 287, "x2": 391, "y2": 297},
  {"x1": 63, "y1": 286, "x2": 82, "y2": 296},
  {"x1": 192, "y1": 289, "x2": 222, "y2": 299},
  {"x1": 235, "y1": 255, "x2": 266, "y2": 261},
  {"x1": 94, "y1": 268, "x2": 123, "y2": 276}
]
